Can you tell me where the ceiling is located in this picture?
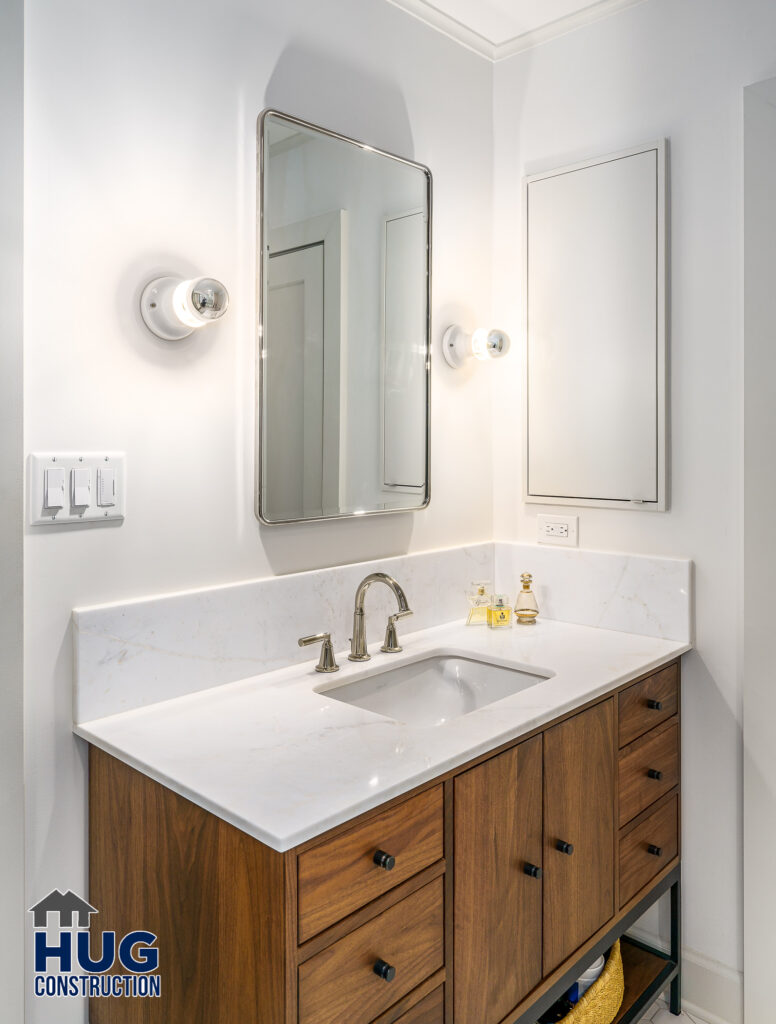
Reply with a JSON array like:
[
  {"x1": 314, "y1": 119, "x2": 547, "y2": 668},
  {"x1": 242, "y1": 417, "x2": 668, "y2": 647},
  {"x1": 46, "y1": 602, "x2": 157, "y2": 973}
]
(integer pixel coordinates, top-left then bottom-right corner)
[{"x1": 385, "y1": 0, "x2": 646, "y2": 60}]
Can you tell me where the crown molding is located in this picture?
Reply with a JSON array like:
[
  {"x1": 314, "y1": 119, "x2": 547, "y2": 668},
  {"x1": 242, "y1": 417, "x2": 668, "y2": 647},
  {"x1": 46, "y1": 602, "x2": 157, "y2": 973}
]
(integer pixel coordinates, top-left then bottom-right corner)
[
  {"x1": 384, "y1": 0, "x2": 497, "y2": 59},
  {"x1": 384, "y1": 0, "x2": 648, "y2": 62},
  {"x1": 494, "y1": 0, "x2": 647, "y2": 59}
]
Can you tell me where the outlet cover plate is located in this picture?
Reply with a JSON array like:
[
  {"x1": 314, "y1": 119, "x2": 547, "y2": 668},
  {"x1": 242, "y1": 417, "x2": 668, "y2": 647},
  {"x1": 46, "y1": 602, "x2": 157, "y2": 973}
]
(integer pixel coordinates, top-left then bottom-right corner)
[{"x1": 537, "y1": 513, "x2": 578, "y2": 547}]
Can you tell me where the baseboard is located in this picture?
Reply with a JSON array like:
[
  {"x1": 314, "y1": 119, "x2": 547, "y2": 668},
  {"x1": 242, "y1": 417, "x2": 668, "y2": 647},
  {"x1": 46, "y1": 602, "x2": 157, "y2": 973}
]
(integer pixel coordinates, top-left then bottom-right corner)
[{"x1": 627, "y1": 926, "x2": 743, "y2": 1024}]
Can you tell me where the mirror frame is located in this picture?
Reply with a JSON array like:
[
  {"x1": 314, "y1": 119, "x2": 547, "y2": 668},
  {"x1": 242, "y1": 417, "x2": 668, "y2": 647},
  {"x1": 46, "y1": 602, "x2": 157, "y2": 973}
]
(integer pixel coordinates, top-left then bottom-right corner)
[{"x1": 255, "y1": 109, "x2": 433, "y2": 526}]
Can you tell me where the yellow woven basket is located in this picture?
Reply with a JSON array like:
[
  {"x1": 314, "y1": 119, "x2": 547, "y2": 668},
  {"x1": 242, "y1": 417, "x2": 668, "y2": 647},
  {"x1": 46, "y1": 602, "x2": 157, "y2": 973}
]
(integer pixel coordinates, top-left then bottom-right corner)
[{"x1": 559, "y1": 940, "x2": 625, "y2": 1024}]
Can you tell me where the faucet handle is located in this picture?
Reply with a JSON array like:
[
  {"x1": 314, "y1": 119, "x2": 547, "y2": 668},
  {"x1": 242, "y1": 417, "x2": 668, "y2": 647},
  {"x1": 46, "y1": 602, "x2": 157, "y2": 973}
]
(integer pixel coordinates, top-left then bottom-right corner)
[
  {"x1": 298, "y1": 632, "x2": 340, "y2": 673},
  {"x1": 380, "y1": 610, "x2": 413, "y2": 654}
]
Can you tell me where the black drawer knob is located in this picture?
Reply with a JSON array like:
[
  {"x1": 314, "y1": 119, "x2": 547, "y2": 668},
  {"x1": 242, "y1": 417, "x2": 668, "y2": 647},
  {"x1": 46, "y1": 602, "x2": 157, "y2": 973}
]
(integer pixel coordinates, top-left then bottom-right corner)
[
  {"x1": 647, "y1": 768, "x2": 663, "y2": 780},
  {"x1": 556, "y1": 840, "x2": 574, "y2": 855},
  {"x1": 373, "y1": 959, "x2": 396, "y2": 982},
  {"x1": 647, "y1": 699, "x2": 663, "y2": 711},
  {"x1": 373, "y1": 850, "x2": 396, "y2": 871},
  {"x1": 524, "y1": 863, "x2": 543, "y2": 879},
  {"x1": 648, "y1": 844, "x2": 663, "y2": 857}
]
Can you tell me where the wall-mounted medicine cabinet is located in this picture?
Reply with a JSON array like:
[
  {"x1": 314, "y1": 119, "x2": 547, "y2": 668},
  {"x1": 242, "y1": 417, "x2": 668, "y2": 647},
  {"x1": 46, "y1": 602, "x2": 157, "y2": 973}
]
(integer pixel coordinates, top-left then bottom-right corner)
[{"x1": 524, "y1": 141, "x2": 668, "y2": 510}]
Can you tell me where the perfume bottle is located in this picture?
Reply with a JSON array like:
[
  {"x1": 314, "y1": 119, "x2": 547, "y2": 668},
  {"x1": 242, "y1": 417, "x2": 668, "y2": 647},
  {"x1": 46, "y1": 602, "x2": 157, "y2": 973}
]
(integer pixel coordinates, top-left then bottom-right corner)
[
  {"x1": 515, "y1": 573, "x2": 539, "y2": 625},
  {"x1": 487, "y1": 594, "x2": 513, "y2": 629},
  {"x1": 466, "y1": 581, "x2": 491, "y2": 626}
]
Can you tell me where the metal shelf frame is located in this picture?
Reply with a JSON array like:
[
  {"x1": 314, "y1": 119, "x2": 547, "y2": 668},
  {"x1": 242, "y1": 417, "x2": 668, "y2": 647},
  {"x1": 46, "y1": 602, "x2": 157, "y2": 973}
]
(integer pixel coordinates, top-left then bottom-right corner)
[{"x1": 513, "y1": 865, "x2": 681, "y2": 1024}]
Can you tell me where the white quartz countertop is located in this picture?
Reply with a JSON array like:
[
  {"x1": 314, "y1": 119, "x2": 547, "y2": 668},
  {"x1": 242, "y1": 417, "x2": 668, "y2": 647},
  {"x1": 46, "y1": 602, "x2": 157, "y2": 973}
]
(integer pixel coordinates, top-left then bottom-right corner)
[{"x1": 74, "y1": 618, "x2": 690, "y2": 852}]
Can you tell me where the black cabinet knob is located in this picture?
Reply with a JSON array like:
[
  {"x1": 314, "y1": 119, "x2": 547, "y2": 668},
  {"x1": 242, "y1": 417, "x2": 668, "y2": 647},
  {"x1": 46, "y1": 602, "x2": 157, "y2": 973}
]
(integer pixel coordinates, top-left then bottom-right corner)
[
  {"x1": 647, "y1": 768, "x2": 663, "y2": 780},
  {"x1": 373, "y1": 850, "x2": 396, "y2": 871},
  {"x1": 647, "y1": 699, "x2": 663, "y2": 711},
  {"x1": 524, "y1": 863, "x2": 543, "y2": 879},
  {"x1": 648, "y1": 844, "x2": 663, "y2": 857},
  {"x1": 556, "y1": 840, "x2": 574, "y2": 855},
  {"x1": 373, "y1": 959, "x2": 396, "y2": 982}
]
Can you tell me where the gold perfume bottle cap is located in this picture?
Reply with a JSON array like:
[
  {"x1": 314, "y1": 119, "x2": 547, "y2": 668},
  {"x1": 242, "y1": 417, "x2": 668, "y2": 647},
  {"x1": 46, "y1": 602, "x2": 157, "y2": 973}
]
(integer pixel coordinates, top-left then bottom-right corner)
[{"x1": 521, "y1": 572, "x2": 533, "y2": 590}]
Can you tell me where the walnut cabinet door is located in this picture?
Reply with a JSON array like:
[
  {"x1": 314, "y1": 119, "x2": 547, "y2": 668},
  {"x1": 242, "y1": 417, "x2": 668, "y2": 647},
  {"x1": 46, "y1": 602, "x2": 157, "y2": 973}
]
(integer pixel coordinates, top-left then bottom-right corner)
[
  {"x1": 542, "y1": 699, "x2": 616, "y2": 973},
  {"x1": 453, "y1": 734, "x2": 543, "y2": 1024}
]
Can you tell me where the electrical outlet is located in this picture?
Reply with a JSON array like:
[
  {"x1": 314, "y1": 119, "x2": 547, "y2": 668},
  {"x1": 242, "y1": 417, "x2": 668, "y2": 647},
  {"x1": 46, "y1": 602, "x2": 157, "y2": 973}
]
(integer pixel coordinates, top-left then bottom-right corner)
[{"x1": 537, "y1": 514, "x2": 578, "y2": 547}]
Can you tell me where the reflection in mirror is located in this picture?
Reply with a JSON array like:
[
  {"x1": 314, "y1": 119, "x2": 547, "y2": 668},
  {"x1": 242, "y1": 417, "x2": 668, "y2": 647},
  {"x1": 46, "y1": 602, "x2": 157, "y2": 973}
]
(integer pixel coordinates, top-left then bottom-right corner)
[{"x1": 258, "y1": 111, "x2": 431, "y2": 525}]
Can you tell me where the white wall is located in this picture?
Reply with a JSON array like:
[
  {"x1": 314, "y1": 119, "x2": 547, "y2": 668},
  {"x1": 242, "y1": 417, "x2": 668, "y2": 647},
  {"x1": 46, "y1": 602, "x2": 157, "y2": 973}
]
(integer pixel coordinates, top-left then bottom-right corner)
[
  {"x1": 1, "y1": 0, "x2": 25, "y2": 1020},
  {"x1": 493, "y1": 0, "x2": 776, "y2": 1018},
  {"x1": 23, "y1": 2, "x2": 493, "y2": 1020},
  {"x1": 743, "y1": 76, "x2": 776, "y2": 1024}
]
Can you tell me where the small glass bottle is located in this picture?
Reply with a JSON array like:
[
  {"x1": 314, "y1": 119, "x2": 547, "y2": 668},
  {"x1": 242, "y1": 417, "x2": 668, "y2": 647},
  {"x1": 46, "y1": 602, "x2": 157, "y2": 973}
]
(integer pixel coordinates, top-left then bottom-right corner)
[
  {"x1": 515, "y1": 573, "x2": 539, "y2": 625},
  {"x1": 487, "y1": 594, "x2": 513, "y2": 629},
  {"x1": 466, "y1": 581, "x2": 492, "y2": 626}
]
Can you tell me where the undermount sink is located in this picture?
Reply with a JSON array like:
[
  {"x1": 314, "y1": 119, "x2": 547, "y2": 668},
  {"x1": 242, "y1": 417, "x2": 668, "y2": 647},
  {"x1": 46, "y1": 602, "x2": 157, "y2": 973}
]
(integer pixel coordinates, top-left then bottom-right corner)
[{"x1": 317, "y1": 655, "x2": 552, "y2": 728}]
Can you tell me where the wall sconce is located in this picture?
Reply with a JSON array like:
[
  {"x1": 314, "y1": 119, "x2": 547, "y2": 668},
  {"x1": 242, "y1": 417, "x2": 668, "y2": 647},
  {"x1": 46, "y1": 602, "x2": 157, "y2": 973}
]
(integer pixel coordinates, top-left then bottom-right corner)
[
  {"x1": 442, "y1": 325, "x2": 511, "y2": 369},
  {"x1": 140, "y1": 276, "x2": 230, "y2": 341}
]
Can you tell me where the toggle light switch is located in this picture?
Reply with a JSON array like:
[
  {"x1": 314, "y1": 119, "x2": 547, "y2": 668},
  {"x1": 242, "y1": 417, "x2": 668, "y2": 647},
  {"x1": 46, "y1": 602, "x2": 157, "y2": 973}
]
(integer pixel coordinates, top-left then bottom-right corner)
[
  {"x1": 71, "y1": 468, "x2": 91, "y2": 507},
  {"x1": 44, "y1": 467, "x2": 66, "y2": 509},
  {"x1": 97, "y1": 468, "x2": 116, "y2": 507}
]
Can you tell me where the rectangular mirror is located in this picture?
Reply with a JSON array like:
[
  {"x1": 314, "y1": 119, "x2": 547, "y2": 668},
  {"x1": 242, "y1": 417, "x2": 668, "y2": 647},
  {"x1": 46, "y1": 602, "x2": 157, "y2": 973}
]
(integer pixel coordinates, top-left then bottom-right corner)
[
  {"x1": 524, "y1": 142, "x2": 667, "y2": 510},
  {"x1": 257, "y1": 110, "x2": 432, "y2": 525}
]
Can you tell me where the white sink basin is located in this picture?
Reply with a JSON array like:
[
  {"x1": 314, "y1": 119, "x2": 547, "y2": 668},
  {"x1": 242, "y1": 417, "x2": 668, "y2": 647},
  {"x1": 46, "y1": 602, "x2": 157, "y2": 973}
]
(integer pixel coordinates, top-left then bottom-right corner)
[{"x1": 317, "y1": 655, "x2": 552, "y2": 727}]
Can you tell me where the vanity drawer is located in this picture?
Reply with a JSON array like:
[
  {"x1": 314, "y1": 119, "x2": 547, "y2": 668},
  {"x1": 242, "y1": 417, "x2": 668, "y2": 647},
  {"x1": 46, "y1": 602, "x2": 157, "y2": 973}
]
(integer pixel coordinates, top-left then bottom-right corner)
[
  {"x1": 298, "y1": 877, "x2": 444, "y2": 1024},
  {"x1": 395, "y1": 986, "x2": 445, "y2": 1024},
  {"x1": 298, "y1": 786, "x2": 444, "y2": 942},
  {"x1": 618, "y1": 663, "x2": 679, "y2": 748},
  {"x1": 619, "y1": 795, "x2": 679, "y2": 906},
  {"x1": 619, "y1": 720, "x2": 679, "y2": 827}
]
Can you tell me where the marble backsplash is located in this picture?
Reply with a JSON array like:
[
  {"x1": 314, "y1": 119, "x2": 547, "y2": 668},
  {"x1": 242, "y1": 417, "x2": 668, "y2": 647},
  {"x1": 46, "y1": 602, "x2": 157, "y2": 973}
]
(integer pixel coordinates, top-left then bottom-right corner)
[
  {"x1": 74, "y1": 542, "x2": 692, "y2": 724},
  {"x1": 73, "y1": 543, "x2": 493, "y2": 722},
  {"x1": 495, "y1": 543, "x2": 693, "y2": 644}
]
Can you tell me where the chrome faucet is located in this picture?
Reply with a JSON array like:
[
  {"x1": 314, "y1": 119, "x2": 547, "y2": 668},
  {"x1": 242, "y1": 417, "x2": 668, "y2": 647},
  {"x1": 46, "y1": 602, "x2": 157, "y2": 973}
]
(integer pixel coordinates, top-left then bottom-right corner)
[{"x1": 349, "y1": 572, "x2": 413, "y2": 662}]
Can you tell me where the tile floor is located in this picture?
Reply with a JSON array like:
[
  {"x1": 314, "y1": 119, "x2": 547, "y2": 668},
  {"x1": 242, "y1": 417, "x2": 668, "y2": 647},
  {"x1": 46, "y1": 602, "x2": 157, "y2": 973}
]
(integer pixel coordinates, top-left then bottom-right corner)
[{"x1": 639, "y1": 1001, "x2": 712, "y2": 1024}]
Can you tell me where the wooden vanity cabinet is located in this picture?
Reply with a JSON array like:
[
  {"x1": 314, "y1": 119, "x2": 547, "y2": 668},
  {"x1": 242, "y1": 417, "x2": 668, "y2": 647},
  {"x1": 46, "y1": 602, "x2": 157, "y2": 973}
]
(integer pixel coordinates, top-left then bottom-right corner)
[{"x1": 88, "y1": 660, "x2": 681, "y2": 1024}]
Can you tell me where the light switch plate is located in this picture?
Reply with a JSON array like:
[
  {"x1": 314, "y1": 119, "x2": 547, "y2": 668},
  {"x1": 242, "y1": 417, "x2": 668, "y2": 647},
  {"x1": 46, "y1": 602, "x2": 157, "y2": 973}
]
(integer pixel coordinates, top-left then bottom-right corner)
[
  {"x1": 29, "y1": 453, "x2": 126, "y2": 525},
  {"x1": 537, "y1": 513, "x2": 578, "y2": 547}
]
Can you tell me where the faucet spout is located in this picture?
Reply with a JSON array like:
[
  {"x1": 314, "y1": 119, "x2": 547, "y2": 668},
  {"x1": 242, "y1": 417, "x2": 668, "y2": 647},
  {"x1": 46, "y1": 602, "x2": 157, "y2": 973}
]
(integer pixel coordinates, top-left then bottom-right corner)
[{"x1": 349, "y1": 572, "x2": 412, "y2": 661}]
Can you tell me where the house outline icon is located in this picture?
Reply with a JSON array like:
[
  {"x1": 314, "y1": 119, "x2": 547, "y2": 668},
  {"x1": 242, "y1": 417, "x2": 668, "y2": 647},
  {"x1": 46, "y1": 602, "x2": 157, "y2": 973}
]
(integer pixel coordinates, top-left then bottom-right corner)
[{"x1": 28, "y1": 890, "x2": 98, "y2": 929}]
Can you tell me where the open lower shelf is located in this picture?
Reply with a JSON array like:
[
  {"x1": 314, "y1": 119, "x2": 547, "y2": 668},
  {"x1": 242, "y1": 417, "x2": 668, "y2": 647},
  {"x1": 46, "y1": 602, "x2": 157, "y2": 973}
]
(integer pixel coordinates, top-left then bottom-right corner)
[
  {"x1": 516, "y1": 865, "x2": 681, "y2": 1024},
  {"x1": 612, "y1": 937, "x2": 678, "y2": 1024},
  {"x1": 532, "y1": 938, "x2": 677, "y2": 1024}
]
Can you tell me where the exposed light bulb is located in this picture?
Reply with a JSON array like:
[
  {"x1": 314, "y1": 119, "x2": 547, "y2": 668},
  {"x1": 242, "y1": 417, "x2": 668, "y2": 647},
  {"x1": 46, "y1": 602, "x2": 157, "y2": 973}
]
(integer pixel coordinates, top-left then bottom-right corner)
[
  {"x1": 141, "y1": 275, "x2": 230, "y2": 341},
  {"x1": 442, "y1": 325, "x2": 512, "y2": 369},
  {"x1": 471, "y1": 328, "x2": 490, "y2": 361}
]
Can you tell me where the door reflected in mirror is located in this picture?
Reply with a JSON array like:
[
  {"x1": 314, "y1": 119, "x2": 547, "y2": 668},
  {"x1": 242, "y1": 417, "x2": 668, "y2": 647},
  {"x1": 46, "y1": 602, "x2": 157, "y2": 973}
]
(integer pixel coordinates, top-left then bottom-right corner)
[{"x1": 258, "y1": 111, "x2": 432, "y2": 525}]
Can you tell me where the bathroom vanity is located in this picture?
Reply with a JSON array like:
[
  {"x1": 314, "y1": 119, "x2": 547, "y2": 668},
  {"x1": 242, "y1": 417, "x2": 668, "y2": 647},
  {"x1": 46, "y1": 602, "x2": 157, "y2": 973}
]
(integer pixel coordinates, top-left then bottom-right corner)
[{"x1": 85, "y1": 639, "x2": 682, "y2": 1024}]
